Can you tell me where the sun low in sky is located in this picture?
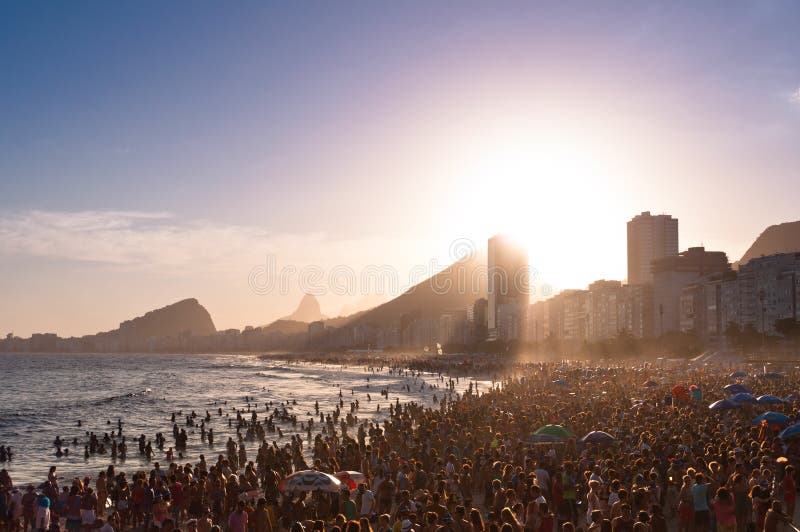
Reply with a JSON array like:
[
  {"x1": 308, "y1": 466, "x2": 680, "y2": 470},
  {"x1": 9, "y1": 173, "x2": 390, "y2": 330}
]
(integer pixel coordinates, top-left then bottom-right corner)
[{"x1": 1, "y1": 2, "x2": 799, "y2": 337}]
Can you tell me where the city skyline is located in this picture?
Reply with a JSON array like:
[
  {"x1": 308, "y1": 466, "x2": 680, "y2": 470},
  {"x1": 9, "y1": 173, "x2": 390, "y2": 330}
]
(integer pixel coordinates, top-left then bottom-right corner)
[{"x1": 2, "y1": 2, "x2": 800, "y2": 337}]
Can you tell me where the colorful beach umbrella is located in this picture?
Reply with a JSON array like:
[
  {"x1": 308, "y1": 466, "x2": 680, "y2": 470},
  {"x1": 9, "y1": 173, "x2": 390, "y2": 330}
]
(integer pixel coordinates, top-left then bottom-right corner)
[
  {"x1": 723, "y1": 383, "x2": 750, "y2": 395},
  {"x1": 333, "y1": 471, "x2": 367, "y2": 489},
  {"x1": 709, "y1": 399, "x2": 741, "y2": 411},
  {"x1": 671, "y1": 385, "x2": 690, "y2": 403},
  {"x1": 280, "y1": 470, "x2": 342, "y2": 493},
  {"x1": 753, "y1": 412, "x2": 792, "y2": 428},
  {"x1": 757, "y1": 395, "x2": 785, "y2": 405},
  {"x1": 534, "y1": 424, "x2": 575, "y2": 439},
  {"x1": 581, "y1": 431, "x2": 616, "y2": 444}
]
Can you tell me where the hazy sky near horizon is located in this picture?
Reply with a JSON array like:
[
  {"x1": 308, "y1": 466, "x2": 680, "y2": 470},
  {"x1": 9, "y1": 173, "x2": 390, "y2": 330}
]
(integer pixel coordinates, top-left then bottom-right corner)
[{"x1": 1, "y1": 2, "x2": 800, "y2": 337}]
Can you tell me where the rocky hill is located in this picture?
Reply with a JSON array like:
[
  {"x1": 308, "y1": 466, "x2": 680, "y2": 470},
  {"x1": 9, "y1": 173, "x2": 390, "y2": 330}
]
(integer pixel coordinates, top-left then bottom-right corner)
[
  {"x1": 738, "y1": 220, "x2": 800, "y2": 267},
  {"x1": 346, "y1": 252, "x2": 487, "y2": 327},
  {"x1": 115, "y1": 298, "x2": 217, "y2": 339}
]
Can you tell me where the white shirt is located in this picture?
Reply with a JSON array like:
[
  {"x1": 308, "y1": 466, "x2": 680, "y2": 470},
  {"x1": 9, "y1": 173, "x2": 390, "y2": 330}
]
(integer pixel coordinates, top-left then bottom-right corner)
[
  {"x1": 534, "y1": 468, "x2": 551, "y2": 489},
  {"x1": 360, "y1": 489, "x2": 375, "y2": 515}
]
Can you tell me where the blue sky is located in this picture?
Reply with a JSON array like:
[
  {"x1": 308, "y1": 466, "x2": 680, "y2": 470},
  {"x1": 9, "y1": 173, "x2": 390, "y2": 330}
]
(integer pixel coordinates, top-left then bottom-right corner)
[{"x1": 1, "y1": 2, "x2": 799, "y2": 336}]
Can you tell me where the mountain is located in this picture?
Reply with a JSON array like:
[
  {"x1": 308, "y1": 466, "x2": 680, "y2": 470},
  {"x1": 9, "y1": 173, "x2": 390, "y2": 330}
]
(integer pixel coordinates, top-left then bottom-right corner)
[
  {"x1": 115, "y1": 298, "x2": 217, "y2": 339},
  {"x1": 281, "y1": 294, "x2": 325, "y2": 323},
  {"x1": 737, "y1": 221, "x2": 800, "y2": 267},
  {"x1": 346, "y1": 252, "x2": 487, "y2": 327},
  {"x1": 259, "y1": 319, "x2": 309, "y2": 336}
]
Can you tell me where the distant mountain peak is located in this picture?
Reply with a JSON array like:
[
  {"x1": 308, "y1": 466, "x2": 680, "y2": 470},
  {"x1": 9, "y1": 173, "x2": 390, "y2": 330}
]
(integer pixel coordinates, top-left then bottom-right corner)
[{"x1": 281, "y1": 293, "x2": 325, "y2": 323}]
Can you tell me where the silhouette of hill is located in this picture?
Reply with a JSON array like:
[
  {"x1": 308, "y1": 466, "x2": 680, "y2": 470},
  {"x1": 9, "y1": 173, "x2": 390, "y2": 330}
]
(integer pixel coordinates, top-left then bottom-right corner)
[
  {"x1": 260, "y1": 319, "x2": 309, "y2": 336},
  {"x1": 281, "y1": 294, "x2": 325, "y2": 322},
  {"x1": 115, "y1": 298, "x2": 217, "y2": 339},
  {"x1": 738, "y1": 221, "x2": 800, "y2": 267},
  {"x1": 345, "y1": 253, "x2": 487, "y2": 327}
]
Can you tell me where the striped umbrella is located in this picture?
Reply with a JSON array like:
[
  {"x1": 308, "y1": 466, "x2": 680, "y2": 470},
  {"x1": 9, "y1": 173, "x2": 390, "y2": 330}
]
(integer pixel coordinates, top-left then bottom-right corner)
[{"x1": 280, "y1": 470, "x2": 342, "y2": 493}]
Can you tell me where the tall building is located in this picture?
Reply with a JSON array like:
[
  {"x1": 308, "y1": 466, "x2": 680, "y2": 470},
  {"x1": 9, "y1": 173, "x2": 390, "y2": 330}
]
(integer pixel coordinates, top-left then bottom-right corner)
[
  {"x1": 487, "y1": 234, "x2": 529, "y2": 342},
  {"x1": 734, "y1": 252, "x2": 800, "y2": 335},
  {"x1": 652, "y1": 247, "x2": 731, "y2": 336},
  {"x1": 585, "y1": 280, "x2": 623, "y2": 341},
  {"x1": 627, "y1": 211, "x2": 679, "y2": 285},
  {"x1": 467, "y1": 298, "x2": 488, "y2": 343}
]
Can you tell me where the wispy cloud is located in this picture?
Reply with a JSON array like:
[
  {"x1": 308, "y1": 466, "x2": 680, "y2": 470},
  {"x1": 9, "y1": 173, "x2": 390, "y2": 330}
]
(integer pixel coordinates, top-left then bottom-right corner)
[
  {"x1": 0, "y1": 210, "x2": 327, "y2": 273},
  {"x1": 790, "y1": 87, "x2": 800, "y2": 104}
]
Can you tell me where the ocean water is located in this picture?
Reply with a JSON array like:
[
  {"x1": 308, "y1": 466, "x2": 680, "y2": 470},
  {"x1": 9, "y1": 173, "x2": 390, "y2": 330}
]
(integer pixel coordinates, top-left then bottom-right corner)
[{"x1": 0, "y1": 353, "x2": 485, "y2": 486}]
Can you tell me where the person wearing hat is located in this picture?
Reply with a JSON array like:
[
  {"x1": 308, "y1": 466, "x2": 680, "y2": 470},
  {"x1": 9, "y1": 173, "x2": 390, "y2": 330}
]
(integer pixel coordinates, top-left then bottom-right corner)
[{"x1": 34, "y1": 491, "x2": 51, "y2": 532}]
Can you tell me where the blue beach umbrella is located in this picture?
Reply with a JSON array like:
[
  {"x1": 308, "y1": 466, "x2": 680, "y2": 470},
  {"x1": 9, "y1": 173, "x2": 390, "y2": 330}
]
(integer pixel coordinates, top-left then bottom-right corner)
[
  {"x1": 729, "y1": 371, "x2": 747, "y2": 379},
  {"x1": 785, "y1": 394, "x2": 799, "y2": 402},
  {"x1": 723, "y1": 383, "x2": 750, "y2": 395},
  {"x1": 709, "y1": 399, "x2": 740, "y2": 411},
  {"x1": 765, "y1": 372, "x2": 786, "y2": 379},
  {"x1": 779, "y1": 423, "x2": 800, "y2": 440},
  {"x1": 731, "y1": 392, "x2": 758, "y2": 404},
  {"x1": 581, "y1": 431, "x2": 616, "y2": 444},
  {"x1": 753, "y1": 412, "x2": 792, "y2": 428},
  {"x1": 757, "y1": 395, "x2": 785, "y2": 405}
]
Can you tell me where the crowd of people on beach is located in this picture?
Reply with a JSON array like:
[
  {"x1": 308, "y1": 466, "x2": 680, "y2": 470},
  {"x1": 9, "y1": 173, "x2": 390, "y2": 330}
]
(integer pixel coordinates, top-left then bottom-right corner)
[{"x1": 2, "y1": 358, "x2": 800, "y2": 532}]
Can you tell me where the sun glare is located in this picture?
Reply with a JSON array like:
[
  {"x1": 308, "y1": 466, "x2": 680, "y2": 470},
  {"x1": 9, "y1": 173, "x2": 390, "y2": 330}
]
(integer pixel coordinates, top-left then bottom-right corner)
[{"x1": 438, "y1": 128, "x2": 626, "y2": 293}]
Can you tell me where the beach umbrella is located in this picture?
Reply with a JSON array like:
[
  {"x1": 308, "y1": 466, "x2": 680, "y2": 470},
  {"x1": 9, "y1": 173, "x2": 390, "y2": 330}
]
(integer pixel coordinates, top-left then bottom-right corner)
[
  {"x1": 709, "y1": 399, "x2": 741, "y2": 411},
  {"x1": 529, "y1": 434, "x2": 564, "y2": 443},
  {"x1": 333, "y1": 471, "x2": 367, "y2": 490},
  {"x1": 731, "y1": 392, "x2": 758, "y2": 404},
  {"x1": 581, "y1": 431, "x2": 616, "y2": 444},
  {"x1": 723, "y1": 383, "x2": 750, "y2": 395},
  {"x1": 534, "y1": 424, "x2": 575, "y2": 439},
  {"x1": 553, "y1": 379, "x2": 568, "y2": 387},
  {"x1": 753, "y1": 412, "x2": 792, "y2": 428},
  {"x1": 642, "y1": 380, "x2": 657, "y2": 387},
  {"x1": 765, "y1": 372, "x2": 786, "y2": 379},
  {"x1": 785, "y1": 394, "x2": 799, "y2": 402},
  {"x1": 671, "y1": 385, "x2": 690, "y2": 403},
  {"x1": 729, "y1": 371, "x2": 747, "y2": 379},
  {"x1": 757, "y1": 395, "x2": 785, "y2": 405},
  {"x1": 280, "y1": 470, "x2": 342, "y2": 493},
  {"x1": 779, "y1": 423, "x2": 800, "y2": 440}
]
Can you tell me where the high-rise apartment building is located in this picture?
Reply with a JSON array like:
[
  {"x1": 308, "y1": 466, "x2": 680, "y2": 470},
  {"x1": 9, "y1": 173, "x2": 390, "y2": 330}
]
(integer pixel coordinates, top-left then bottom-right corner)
[
  {"x1": 487, "y1": 234, "x2": 529, "y2": 342},
  {"x1": 627, "y1": 211, "x2": 679, "y2": 285},
  {"x1": 652, "y1": 247, "x2": 730, "y2": 336}
]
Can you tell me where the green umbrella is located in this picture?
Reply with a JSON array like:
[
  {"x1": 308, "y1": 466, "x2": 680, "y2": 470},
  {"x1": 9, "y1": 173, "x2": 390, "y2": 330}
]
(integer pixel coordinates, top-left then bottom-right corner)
[{"x1": 533, "y1": 424, "x2": 575, "y2": 439}]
